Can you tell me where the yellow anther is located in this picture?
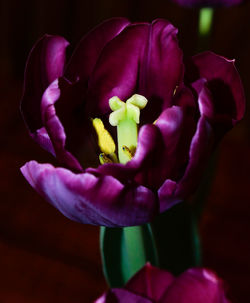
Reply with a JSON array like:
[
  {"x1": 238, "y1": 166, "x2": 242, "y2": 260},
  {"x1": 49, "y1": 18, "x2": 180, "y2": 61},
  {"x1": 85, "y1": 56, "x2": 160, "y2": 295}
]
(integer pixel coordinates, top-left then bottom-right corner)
[
  {"x1": 99, "y1": 153, "x2": 113, "y2": 165},
  {"x1": 92, "y1": 118, "x2": 116, "y2": 155},
  {"x1": 122, "y1": 146, "x2": 134, "y2": 160}
]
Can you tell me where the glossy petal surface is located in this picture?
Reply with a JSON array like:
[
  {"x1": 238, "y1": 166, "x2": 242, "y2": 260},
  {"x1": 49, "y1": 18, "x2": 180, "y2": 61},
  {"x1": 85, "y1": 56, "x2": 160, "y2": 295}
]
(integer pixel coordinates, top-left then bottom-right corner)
[
  {"x1": 95, "y1": 264, "x2": 230, "y2": 303},
  {"x1": 21, "y1": 35, "x2": 69, "y2": 133},
  {"x1": 21, "y1": 161, "x2": 157, "y2": 227}
]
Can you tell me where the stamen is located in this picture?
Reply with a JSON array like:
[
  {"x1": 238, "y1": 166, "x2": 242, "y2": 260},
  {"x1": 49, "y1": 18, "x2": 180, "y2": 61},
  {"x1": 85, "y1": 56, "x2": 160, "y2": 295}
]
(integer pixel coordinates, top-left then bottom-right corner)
[
  {"x1": 122, "y1": 146, "x2": 134, "y2": 160},
  {"x1": 92, "y1": 118, "x2": 116, "y2": 155},
  {"x1": 99, "y1": 153, "x2": 113, "y2": 164}
]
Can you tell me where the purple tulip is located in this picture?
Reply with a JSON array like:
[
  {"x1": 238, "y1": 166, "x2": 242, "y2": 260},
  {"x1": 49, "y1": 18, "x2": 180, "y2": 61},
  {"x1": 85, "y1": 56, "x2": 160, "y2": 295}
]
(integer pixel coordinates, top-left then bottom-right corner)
[
  {"x1": 20, "y1": 18, "x2": 245, "y2": 227},
  {"x1": 171, "y1": 0, "x2": 244, "y2": 7},
  {"x1": 95, "y1": 263, "x2": 230, "y2": 303}
]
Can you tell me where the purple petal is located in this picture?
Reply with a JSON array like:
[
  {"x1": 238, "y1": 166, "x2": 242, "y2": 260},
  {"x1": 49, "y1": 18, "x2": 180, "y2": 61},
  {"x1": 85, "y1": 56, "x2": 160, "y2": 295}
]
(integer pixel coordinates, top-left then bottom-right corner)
[
  {"x1": 175, "y1": 116, "x2": 214, "y2": 201},
  {"x1": 89, "y1": 124, "x2": 161, "y2": 184},
  {"x1": 192, "y1": 79, "x2": 215, "y2": 119},
  {"x1": 41, "y1": 78, "x2": 83, "y2": 171},
  {"x1": 30, "y1": 127, "x2": 55, "y2": 156},
  {"x1": 65, "y1": 18, "x2": 130, "y2": 83},
  {"x1": 95, "y1": 289, "x2": 152, "y2": 303},
  {"x1": 86, "y1": 23, "x2": 149, "y2": 116},
  {"x1": 189, "y1": 52, "x2": 245, "y2": 125},
  {"x1": 87, "y1": 20, "x2": 183, "y2": 122},
  {"x1": 171, "y1": 0, "x2": 244, "y2": 7},
  {"x1": 158, "y1": 116, "x2": 213, "y2": 211},
  {"x1": 21, "y1": 35, "x2": 69, "y2": 133},
  {"x1": 20, "y1": 161, "x2": 157, "y2": 227},
  {"x1": 160, "y1": 268, "x2": 230, "y2": 303},
  {"x1": 125, "y1": 263, "x2": 175, "y2": 301},
  {"x1": 152, "y1": 105, "x2": 196, "y2": 188},
  {"x1": 139, "y1": 19, "x2": 184, "y2": 122}
]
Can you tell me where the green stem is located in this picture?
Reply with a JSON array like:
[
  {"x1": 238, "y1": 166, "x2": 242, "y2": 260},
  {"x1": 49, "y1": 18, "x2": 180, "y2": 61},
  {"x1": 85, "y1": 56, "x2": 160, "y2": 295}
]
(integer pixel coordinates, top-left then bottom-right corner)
[
  {"x1": 100, "y1": 224, "x2": 159, "y2": 287},
  {"x1": 198, "y1": 8, "x2": 214, "y2": 51},
  {"x1": 121, "y1": 226, "x2": 147, "y2": 282},
  {"x1": 152, "y1": 203, "x2": 201, "y2": 275}
]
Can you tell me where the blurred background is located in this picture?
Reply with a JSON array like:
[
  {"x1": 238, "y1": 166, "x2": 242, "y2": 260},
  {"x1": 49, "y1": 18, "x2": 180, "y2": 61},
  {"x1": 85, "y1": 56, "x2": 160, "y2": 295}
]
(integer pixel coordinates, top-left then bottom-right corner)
[{"x1": 1, "y1": 0, "x2": 250, "y2": 302}]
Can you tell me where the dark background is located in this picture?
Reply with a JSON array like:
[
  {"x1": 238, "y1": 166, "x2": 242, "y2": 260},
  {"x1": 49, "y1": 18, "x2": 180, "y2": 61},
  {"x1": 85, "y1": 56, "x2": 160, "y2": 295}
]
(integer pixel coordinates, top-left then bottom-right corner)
[{"x1": 1, "y1": 0, "x2": 250, "y2": 302}]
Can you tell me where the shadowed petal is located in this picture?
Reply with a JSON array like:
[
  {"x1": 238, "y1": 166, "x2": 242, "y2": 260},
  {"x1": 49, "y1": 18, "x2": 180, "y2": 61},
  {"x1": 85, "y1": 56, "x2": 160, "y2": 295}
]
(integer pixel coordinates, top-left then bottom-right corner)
[
  {"x1": 86, "y1": 23, "x2": 149, "y2": 116},
  {"x1": 65, "y1": 18, "x2": 130, "y2": 83},
  {"x1": 41, "y1": 78, "x2": 83, "y2": 171},
  {"x1": 158, "y1": 116, "x2": 213, "y2": 211},
  {"x1": 160, "y1": 268, "x2": 230, "y2": 303},
  {"x1": 21, "y1": 35, "x2": 69, "y2": 133},
  {"x1": 152, "y1": 105, "x2": 196, "y2": 188},
  {"x1": 126, "y1": 263, "x2": 175, "y2": 301},
  {"x1": 189, "y1": 52, "x2": 245, "y2": 125},
  {"x1": 139, "y1": 19, "x2": 184, "y2": 122},
  {"x1": 87, "y1": 124, "x2": 162, "y2": 184},
  {"x1": 96, "y1": 289, "x2": 152, "y2": 303},
  {"x1": 20, "y1": 161, "x2": 157, "y2": 227},
  {"x1": 30, "y1": 127, "x2": 55, "y2": 156},
  {"x1": 175, "y1": 116, "x2": 214, "y2": 201}
]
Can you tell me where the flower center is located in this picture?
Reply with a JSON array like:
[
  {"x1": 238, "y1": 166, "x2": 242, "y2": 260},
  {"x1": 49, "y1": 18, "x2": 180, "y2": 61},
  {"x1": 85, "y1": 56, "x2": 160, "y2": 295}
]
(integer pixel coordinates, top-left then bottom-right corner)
[{"x1": 92, "y1": 94, "x2": 148, "y2": 165}]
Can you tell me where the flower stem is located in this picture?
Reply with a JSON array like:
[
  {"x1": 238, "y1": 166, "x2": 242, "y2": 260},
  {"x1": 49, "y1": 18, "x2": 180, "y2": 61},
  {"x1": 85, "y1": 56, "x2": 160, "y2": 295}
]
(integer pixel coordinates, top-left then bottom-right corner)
[
  {"x1": 100, "y1": 224, "x2": 159, "y2": 287},
  {"x1": 198, "y1": 8, "x2": 214, "y2": 51},
  {"x1": 121, "y1": 226, "x2": 147, "y2": 282},
  {"x1": 152, "y1": 203, "x2": 201, "y2": 275}
]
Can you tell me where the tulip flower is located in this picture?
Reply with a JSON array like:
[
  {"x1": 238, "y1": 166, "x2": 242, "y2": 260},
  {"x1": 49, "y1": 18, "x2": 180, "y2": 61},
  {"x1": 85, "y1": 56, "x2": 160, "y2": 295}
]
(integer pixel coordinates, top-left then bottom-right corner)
[
  {"x1": 20, "y1": 18, "x2": 245, "y2": 227},
  {"x1": 171, "y1": 0, "x2": 244, "y2": 7},
  {"x1": 95, "y1": 263, "x2": 230, "y2": 303}
]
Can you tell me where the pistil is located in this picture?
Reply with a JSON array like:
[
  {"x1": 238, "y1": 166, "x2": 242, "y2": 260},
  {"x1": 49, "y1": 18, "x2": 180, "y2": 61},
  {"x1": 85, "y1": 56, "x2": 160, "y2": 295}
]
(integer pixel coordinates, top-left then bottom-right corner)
[{"x1": 109, "y1": 94, "x2": 148, "y2": 164}]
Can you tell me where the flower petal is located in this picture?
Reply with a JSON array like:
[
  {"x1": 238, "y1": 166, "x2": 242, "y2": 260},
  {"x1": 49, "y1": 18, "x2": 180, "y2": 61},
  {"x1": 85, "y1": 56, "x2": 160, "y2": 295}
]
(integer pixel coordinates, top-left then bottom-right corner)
[
  {"x1": 21, "y1": 35, "x2": 69, "y2": 133},
  {"x1": 95, "y1": 289, "x2": 152, "y2": 303},
  {"x1": 86, "y1": 23, "x2": 149, "y2": 116},
  {"x1": 175, "y1": 116, "x2": 214, "y2": 201},
  {"x1": 139, "y1": 19, "x2": 184, "y2": 122},
  {"x1": 125, "y1": 263, "x2": 175, "y2": 301},
  {"x1": 152, "y1": 104, "x2": 196, "y2": 188},
  {"x1": 20, "y1": 161, "x2": 157, "y2": 227},
  {"x1": 158, "y1": 116, "x2": 213, "y2": 211},
  {"x1": 87, "y1": 124, "x2": 162, "y2": 185},
  {"x1": 30, "y1": 127, "x2": 55, "y2": 156},
  {"x1": 65, "y1": 18, "x2": 130, "y2": 83},
  {"x1": 41, "y1": 78, "x2": 83, "y2": 171},
  {"x1": 188, "y1": 52, "x2": 245, "y2": 125},
  {"x1": 160, "y1": 268, "x2": 230, "y2": 303}
]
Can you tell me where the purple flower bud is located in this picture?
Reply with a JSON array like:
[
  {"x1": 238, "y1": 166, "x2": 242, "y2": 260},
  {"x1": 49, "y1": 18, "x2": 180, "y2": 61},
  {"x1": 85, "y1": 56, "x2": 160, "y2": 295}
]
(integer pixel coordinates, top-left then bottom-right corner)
[{"x1": 95, "y1": 263, "x2": 230, "y2": 302}]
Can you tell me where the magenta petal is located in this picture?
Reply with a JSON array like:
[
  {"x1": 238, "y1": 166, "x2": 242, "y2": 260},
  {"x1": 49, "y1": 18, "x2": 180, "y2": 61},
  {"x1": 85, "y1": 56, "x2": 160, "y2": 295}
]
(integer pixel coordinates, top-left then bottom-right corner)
[
  {"x1": 41, "y1": 78, "x2": 83, "y2": 171},
  {"x1": 87, "y1": 23, "x2": 149, "y2": 115},
  {"x1": 158, "y1": 116, "x2": 213, "y2": 212},
  {"x1": 30, "y1": 127, "x2": 55, "y2": 156},
  {"x1": 190, "y1": 52, "x2": 245, "y2": 125},
  {"x1": 20, "y1": 161, "x2": 157, "y2": 227},
  {"x1": 87, "y1": 124, "x2": 162, "y2": 185},
  {"x1": 126, "y1": 263, "x2": 175, "y2": 301},
  {"x1": 95, "y1": 289, "x2": 152, "y2": 303},
  {"x1": 139, "y1": 19, "x2": 183, "y2": 117},
  {"x1": 160, "y1": 268, "x2": 230, "y2": 303},
  {"x1": 65, "y1": 18, "x2": 130, "y2": 83},
  {"x1": 192, "y1": 79, "x2": 215, "y2": 120},
  {"x1": 21, "y1": 35, "x2": 69, "y2": 133},
  {"x1": 153, "y1": 105, "x2": 196, "y2": 188},
  {"x1": 175, "y1": 116, "x2": 214, "y2": 200}
]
